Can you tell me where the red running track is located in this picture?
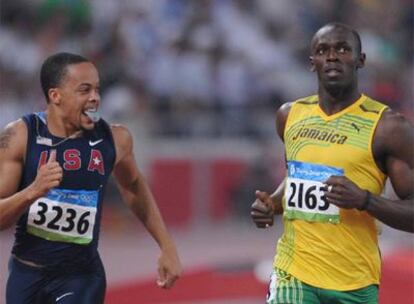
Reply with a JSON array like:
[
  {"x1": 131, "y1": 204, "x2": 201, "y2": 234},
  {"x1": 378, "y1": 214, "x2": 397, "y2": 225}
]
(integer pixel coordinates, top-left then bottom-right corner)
[{"x1": 106, "y1": 249, "x2": 414, "y2": 304}]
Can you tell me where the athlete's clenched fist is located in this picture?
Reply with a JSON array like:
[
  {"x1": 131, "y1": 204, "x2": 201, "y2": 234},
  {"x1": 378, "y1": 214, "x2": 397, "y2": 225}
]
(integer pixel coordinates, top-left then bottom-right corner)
[
  {"x1": 28, "y1": 150, "x2": 63, "y2": 199},
  {"x1": 251, "y1": 190, "x2": 275, "y2": 228}
]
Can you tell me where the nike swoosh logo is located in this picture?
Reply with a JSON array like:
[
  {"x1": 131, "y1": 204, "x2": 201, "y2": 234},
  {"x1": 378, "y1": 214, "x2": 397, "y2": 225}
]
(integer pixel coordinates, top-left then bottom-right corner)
[
  {"x1": 56, "y1": 292, "x2": 75, "y2": 302},
  {"x1": 89, "y1": 139, "x2": 103, "y2": 146}
]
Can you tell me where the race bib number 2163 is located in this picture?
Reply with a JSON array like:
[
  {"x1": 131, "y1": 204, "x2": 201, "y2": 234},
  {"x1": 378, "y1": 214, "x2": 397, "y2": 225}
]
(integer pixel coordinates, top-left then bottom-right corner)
[{"x1": 284, "y1": 161, "x2": 344, "y2": 224}]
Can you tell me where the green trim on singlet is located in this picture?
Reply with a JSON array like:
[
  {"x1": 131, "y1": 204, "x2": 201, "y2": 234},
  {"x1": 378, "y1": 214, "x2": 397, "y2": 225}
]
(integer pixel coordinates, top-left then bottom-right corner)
[
  {"x1": 284, "y1": 210, "x2": 340, "y2": 224},
  {"x1": 267, "y1": 269, "x2": 378, "y2": 303},
  {"x1": 27, "y1": 226, "x2": 91, "y2": 245}
]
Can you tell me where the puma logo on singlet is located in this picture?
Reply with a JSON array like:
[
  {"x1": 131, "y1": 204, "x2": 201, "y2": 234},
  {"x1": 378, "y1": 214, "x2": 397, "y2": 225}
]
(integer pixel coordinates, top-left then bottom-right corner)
[
  {"x1": 292, "y1": 127, "x2": 348, "y2": 144},
  {"x1": 351, "y1": 122, "x2": 361, "y2": 132}
]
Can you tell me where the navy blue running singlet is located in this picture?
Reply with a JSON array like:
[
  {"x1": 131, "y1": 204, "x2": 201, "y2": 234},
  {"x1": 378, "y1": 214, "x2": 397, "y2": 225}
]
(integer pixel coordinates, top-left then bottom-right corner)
[{"x1": 11, "y1": 112, "x2": 116, "y2": 267}]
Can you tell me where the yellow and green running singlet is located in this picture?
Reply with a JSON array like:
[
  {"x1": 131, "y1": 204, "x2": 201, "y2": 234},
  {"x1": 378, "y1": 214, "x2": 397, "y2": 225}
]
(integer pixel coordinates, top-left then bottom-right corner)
[{"x1": 274, "y1": 94, "x2": 388, "y2": 290}]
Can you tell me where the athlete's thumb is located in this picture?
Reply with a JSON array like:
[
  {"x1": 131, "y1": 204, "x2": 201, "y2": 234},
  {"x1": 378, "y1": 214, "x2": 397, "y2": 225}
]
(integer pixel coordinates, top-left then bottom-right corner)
[
  {"x1": 48, "y1": 149, "x2": 57, "y2": 163},
  {"x1": 255, "y1": 190, "x2": 269, "y2": 202}
]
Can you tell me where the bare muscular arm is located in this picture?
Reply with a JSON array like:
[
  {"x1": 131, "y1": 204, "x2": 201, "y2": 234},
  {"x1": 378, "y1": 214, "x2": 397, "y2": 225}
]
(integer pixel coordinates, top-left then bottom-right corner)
[
  {"x1": 111, "y1": 124, "x2": 181, "y2": 288},
  {"x1": 0, "y1": 120, "x2": 62, "y2": 230},
  {"x1": 367, "y1": 110, "x2": 414, "y2": 231},
  {"x1": 325, "y1": 110, "x2": 414, "y2": 232},
  {"x1": 251, "y1": 103, "x2": 292, "y2": 228}
]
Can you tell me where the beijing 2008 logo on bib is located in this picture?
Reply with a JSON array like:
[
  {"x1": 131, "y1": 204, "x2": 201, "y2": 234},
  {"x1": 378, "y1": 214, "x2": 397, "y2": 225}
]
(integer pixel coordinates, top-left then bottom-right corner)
[
  {"x1": 285, "y1": 161, "x2": 344, "y2": 224},
  {"x1": 289, "y1": 164, "x2": 296, "y2": 176}
]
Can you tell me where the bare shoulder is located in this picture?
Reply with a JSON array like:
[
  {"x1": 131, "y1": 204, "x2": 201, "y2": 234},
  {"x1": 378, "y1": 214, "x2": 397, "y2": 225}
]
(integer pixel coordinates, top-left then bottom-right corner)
[
  {"x1": 378, "y1": 109, "x2": 413, "y2": 130},
  {"x1": 275, "y1": 102, "x2": 293, "y2": 141},
  {"x1": 0, "y1": 119, "x2": 27, "y2": 160},
  {"x1": 111, "y1": 124, "x2": 133, "y2": 142},
  {"x1": 376, "y1": 109, "x2": 413, "y2": 145},
  {"x1": 110, "y1": 124, "x2": 133, "y2": 164},
  {"x1": 277, "y1": 102, "x2": 294, "y2": 114},
  {"x1": 375, "y1": 108, "x2": 414, "y2": 164}
]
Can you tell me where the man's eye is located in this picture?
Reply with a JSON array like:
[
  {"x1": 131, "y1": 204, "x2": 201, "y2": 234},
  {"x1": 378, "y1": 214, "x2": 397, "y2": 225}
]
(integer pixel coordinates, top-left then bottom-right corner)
[
  {"x1": 316, "y1": 49, "x2": 325, "y2": 55},
  {"x1": 338, "y1": 47, "x2": 347, "y2": 53}
]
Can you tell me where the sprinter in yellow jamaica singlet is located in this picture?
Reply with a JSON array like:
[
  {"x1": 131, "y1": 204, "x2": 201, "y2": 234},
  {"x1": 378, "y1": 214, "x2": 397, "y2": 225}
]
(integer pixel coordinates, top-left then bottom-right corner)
[{"x1": 251, "y1": 23, "x2": 414, "y2": 304}]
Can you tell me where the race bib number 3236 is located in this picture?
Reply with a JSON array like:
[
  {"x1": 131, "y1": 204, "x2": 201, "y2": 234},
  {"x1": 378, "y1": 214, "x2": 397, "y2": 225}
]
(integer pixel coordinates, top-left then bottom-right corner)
[
  {"x1": 284, "y1": 161, "x2": 344, "y2": 224},
  {"x1": 27, "y1": 189, "x2": 98, "y2": 245}
]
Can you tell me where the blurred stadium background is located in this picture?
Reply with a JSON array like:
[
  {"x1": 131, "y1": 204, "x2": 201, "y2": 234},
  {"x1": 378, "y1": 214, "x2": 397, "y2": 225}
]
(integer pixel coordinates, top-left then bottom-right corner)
[{"x1": 0, "y1": 0, "x2": 413, "y2": 303}]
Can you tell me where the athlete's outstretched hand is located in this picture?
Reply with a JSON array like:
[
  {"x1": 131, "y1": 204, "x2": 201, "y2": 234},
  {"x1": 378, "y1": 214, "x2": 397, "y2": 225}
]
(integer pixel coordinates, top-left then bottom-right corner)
[
  {"x1": 28, "y1": 150, "x2": 63, "y2": 199},
  {"x1": 324, "y1": 176, "x2": 368, "y2": 210},
  {"x1": 156, "y1": 245, "x2": 182, "y2": 289},
  {"x1": 251, "y1": 190, "x2": 275, "y2": 228}
]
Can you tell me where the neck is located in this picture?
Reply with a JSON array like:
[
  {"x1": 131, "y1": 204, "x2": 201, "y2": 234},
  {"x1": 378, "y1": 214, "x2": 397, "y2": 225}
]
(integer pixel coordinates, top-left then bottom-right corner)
[
  {"x1": 318, "y1": 83, "x2": 361, "y2": 115},
  {"x1": 45, "y1": 109, "x2": 82, "y2": 138}
]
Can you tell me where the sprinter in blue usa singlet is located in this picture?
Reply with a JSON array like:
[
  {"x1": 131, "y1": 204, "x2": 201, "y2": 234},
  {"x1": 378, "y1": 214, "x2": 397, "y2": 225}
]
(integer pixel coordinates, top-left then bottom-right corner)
[
  {"x1": 13, "y1": 112, "x2": 115, "y2": 267},
  {"x1": 6, "y1": 112, "x2": 115, "y2": 303},
  {"x1": 0, "y1": 53, "x2": 182, "y2": 304}
]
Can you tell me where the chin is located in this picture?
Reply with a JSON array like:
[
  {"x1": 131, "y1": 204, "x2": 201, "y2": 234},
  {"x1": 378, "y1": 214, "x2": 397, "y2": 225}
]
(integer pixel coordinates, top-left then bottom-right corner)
[
  {"x1": 323, "y1": 74, "x2": 343, "y2": 83},
  {"x1": 82, "y1": 122, "x2": 96, "y2": 131},
  {"x1": 325, "y1": 80, "x2": 342, "y2": 88}
]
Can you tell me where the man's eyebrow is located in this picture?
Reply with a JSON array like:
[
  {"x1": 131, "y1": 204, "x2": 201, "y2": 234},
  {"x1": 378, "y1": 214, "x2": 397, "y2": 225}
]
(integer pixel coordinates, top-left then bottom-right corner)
[
  {"x1": 336, "y1": 41, "x2": 350, "y2": 46},
  {"x1": 313, "y1": 42, "x2": 328, "y2": 50},
  {"x1": 314, "y1": 41, "x2": 350, "y2": 48},
  {"x1": 77, "y1": 83, "x2": 92, "y2": 88}
]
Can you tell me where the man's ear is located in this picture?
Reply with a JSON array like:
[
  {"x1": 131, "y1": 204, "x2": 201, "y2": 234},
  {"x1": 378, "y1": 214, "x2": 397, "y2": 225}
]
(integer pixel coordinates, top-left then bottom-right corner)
[
  {"x1": 356, "y1": 53, "x2": 366, "y2": 69},
  {"x1": 48, "y1": 88, "x2": 61, "y2": 105},
  {"x1": 309, "y1": 56, "x2": 316, "y2": 72}
]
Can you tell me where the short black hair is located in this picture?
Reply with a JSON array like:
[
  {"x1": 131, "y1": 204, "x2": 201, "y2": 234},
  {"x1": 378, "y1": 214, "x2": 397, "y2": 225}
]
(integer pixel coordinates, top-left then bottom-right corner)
[
  {"x1": 40, "y1": 52, "x2": 89, "y2": 102},
  {"x1": 312, "y1": 23, "x2": 362, "y2": 55}
]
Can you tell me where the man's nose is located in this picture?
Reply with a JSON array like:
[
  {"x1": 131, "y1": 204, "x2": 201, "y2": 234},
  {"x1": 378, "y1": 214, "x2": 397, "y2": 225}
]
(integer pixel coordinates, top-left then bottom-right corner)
[
  {"x1": 326, "y1": 48, "x2": 338, "y2": 61},
  {"x1": 89, "y1": 90, "x2": 100, "y2": 102}
]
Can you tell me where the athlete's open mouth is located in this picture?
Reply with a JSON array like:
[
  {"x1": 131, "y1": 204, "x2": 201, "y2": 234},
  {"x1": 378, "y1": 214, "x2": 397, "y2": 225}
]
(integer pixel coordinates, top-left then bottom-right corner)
[{"x1": 83, "y1": 108, "x2": 100, "y2": 122}]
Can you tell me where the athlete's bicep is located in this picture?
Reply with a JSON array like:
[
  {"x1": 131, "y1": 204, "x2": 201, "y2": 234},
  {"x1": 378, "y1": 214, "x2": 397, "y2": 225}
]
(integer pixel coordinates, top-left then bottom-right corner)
[
  {"x1": 111, "y1": 126, "x2": 152, "y2": 214},
  {"x1": 0, "y1": 159, "x2": 23, "y2": 198},
  {"x1": 0, "y1": 121, "x2": 26, "y2": 198},
  {"x1": 111, "y1": 124, "x2": 142, "y2": 192},
  {"x1": 113, "y1": 152, "x2": 141, "y2": 192},
  {"x1": 380, "y1": 112, "x2": 414, "y2": 199},
  {"x1": 386, "y1": 156, "x2": 413, "y2": 199}
]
